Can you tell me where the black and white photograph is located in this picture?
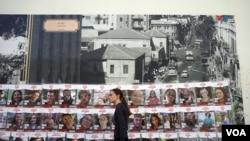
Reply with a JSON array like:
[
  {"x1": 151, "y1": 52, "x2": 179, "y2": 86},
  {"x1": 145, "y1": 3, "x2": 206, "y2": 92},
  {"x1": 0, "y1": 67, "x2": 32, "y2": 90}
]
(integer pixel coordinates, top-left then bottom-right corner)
[
  {"x1": 0, "y1": 14, "x2": 243, "y2": 124},
  {"x1": 0, "y1": 0, "x2": 250, "y2": 141}
]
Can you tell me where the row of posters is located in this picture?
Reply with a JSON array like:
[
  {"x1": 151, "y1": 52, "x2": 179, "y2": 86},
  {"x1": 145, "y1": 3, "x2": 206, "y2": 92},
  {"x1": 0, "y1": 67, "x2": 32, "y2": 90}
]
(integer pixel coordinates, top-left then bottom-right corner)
[
  {"x1": 0, "y1": 81, "x2": 231, "y2": 141},
  {"x1": 0, "y1": 81, "x2": 230, "y2": 108},
  {"x1": 0, "y1": 131, "x2": 222, "y2": 141},
  {"x1": 0, "y1": 109, "x2": 231, "y2": 132}
]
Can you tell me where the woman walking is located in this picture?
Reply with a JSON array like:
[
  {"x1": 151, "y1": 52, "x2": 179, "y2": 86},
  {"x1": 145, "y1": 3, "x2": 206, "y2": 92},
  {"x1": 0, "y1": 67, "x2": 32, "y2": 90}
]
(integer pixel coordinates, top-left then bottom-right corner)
[{"x1": 109, "y1": 88, "x2": 131, "y2": 141}]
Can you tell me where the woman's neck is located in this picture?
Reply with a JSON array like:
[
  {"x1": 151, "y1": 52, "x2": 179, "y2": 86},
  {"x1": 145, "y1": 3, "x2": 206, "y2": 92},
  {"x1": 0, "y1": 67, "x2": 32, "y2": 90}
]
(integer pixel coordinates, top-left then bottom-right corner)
[{"x1": 115, "y1": 99, "x2": 121, "y2": 105}]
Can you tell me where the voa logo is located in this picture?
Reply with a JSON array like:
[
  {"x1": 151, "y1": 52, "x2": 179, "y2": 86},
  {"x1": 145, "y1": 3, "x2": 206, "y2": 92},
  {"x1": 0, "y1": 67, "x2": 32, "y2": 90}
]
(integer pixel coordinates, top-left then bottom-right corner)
[{"x1": 226, "y1": 129, "x2": 246, "y2": 136}]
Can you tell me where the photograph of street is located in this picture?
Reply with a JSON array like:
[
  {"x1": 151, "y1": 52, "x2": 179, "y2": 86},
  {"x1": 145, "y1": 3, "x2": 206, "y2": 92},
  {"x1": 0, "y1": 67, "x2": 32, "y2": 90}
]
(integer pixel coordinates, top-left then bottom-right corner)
[{"x1": 0, "y1": 14, "x2": 243, "y2": 125}]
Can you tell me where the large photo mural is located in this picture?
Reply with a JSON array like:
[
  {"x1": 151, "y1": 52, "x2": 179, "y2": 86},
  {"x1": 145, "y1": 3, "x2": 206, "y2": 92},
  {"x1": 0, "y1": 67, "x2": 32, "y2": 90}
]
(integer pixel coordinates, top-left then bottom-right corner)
[{"x1": 0, "y1": 15, "x2": 243, "y2": 141}]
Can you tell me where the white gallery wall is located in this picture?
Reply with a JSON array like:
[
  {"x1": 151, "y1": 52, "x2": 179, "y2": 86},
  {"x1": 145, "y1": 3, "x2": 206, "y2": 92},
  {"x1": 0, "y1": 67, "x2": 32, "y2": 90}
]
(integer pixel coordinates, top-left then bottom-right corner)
[{"x1": 0, "y1": 0, "x2": 250, "y2": 124}]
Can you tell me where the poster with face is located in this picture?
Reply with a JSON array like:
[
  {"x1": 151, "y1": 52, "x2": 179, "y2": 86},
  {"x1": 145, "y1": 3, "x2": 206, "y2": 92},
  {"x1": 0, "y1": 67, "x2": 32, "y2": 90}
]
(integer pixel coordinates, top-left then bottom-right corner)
[
  {"x1": 23, "y1": 90, "x2": 42, "y2": 107},
  {"x1": 129, "y1": 113, "x2": 145, "y2": 132},
  {"x1": 75, "y1": 114, "x2": 94, "y2": 132},
  {"x1": 58, "y1": 113, "x2": 76, "y2": 132},
  {"x1": 214, "y1": 111, "x2": 232, "y2": 132},
  {"x1": 162, "y1": 112, "x2": 181, "y2": 131},
  {"x1": 93, "y1": 114, "x2": 111, "y2": 131},
  {"x1": 181, "y1": 112, "x2": 198, "y2": 131},
  {"x1": 59, "y1": 89, "x2": 76, "y2": 108},
  {"x1": 145, "y1": 113, "x2": 163, "y2": 131},
  {"x1": 76, "y1": 89, "x2": 92, "y2": 108},
  {"x1": 7, "y1": 89, "x2": 24, "y2": 107},
  {"x1": 0, "y1": 89, "x2": 7, "y2": 106},
  {"x1": 93, "y1": 90, "x2": 110, "y2": 107},
  {"x1": 0, "y1": 113, "x2": 7, "y2": 129},
  {"x1": 195, "y1": 87, "x2": 213, "y2": 106},
  {"x1": 197, "y1": 111, "x2": 216, "y2": 132},
  {"x1": 161, "y1": 88, "x2": 178, "y2": 107},
  {"x1": 128, "y1": 90, "x2": 145, "y2": 107},
  {"x1": 41, "y1": 89, "x2": 59, "y2": 108},
  {"x1": 6, "y1": 112, "x2": 24, "y2": 131},
  {"x1": 23, "y1": 113, "x2": 41, "y2": 131},
  {"x1": 212, "y1": 86, "x2": 231, "y2": 105},
  {"x1": 145, "y1": 89, "x2": 161, "y2": 107},
  {"x1": 178, "y1": 88, "x2": 196, "y2": 107},
  {"x1": 109, "y1": 114, "x2": 115, "y2": 131},
  {"x1": 41, "y1": 113, "x2": 59, "y2": 131}
]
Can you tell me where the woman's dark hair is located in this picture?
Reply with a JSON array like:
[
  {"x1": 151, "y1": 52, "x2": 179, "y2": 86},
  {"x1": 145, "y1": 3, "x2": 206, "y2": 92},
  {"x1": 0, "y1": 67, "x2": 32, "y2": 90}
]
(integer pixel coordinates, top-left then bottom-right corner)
[
  {"x1": 164, "y1": 89, "x2": 176, "y2": 104},
  {"x1": 28, "y1": 114, "x2": 40, "y2": 125},
  {"x1": 111, "y1": 88, "x2": 132, "y2": 116},
  {"x1": 150, "y1": 114, "x2": 162, "y2": 129},
  {"x1": 11, "y1": 90, "x2": 23, "y2": 102},
  {"x1": 215, "y1": 87, "x2": 227, "y2": 101},
  {"x1": 12, "y1": 113, "x2": 23, "y2": 124},
  {"x1": 205, "y1": 112, "x2": 211, "y2": 117}
]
